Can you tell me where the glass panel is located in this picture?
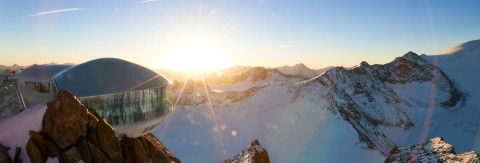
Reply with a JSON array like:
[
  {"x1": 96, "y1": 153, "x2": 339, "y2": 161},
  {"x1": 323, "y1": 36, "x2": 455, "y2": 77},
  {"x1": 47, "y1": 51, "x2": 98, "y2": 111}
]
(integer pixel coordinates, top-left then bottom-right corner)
[
  {"x1": 78, "y1": 86, "x2": 170, "y2": 126},
  {"x1": 24, "y1": 81, "x2": 56, "y2": 93}
]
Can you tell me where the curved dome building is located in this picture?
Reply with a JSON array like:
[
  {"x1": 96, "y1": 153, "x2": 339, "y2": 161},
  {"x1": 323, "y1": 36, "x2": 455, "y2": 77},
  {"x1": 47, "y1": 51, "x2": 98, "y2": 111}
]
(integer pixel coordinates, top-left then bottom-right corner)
[
  {"x1": 52, "y1": 58, "x2": 171, "y2": 137},
  {"x1": 18, "y1": 64, "x2": 73, "y2": 108}
]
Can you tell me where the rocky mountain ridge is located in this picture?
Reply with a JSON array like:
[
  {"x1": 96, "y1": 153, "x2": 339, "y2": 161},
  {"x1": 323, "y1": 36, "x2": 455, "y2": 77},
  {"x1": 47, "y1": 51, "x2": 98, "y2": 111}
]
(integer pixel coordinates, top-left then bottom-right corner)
[
  {"x1": 296, "y1": 51, "x2": 465, "y2": 153},
  {"x1": 165, "y1": 51, "x2": 466, "y2": 156}
]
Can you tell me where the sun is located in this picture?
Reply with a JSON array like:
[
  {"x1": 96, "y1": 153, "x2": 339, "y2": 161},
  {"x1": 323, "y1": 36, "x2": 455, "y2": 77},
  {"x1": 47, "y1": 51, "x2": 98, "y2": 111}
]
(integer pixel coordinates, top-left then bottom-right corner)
[{"x1": 162, "y1": 39, "x2": 231, "y2": 72}]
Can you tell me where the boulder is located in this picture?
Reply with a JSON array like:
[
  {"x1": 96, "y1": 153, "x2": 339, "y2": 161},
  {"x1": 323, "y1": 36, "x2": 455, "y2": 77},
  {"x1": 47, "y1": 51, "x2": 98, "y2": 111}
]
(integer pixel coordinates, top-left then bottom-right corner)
[
  {"x1": 121, "y1": 136, "x2": 147, "y2": 163},
  {"x1": 85, "y1": 113, "x2": 99, "y2": 144},
  {"x1": 96, "y1": 119, "x2": 122, "y2": 162},
  {"x1": 62, "y1": 147, "x2": 82, "y2": 163},
  {"x1": 76, "y1": 138, "x2": 111, "y2": 163},
  {"x1": 43, "y1": 91, "x2": 88, "y2": 149},
  {"x1": 138, "y1": 133, "x2": 181, "y2": 163},
  {"x1": 25, "y1": 131, "x2": 48, "y2": 163}
]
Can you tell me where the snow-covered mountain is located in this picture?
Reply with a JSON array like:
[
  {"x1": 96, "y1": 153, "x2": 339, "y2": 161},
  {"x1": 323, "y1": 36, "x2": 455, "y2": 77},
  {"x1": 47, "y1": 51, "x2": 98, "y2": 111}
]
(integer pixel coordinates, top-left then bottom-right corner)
[
  {"x1": 276, "y1": 63, "x2": 332, "y2": 80},
  {"x1": 315, "y1": 66, "x2": 333, "y2": 75},
  {"x1": 156, "y1": 66, "x2": 252, "y2": 82},
  {"x1": 224, "y1": 139, "x2": 271, "y2": 163},
  {"x1": 439, "y1": 39, "x2": 480, "y2": 56},
  {"x1": 153, "y1": 40, "x2": 480, "y2": 162},
  {"x1": 297, "y1": 51, "x2": 465, "y2": 154},
  {"x1": 276, "y1": 63, "x2": 320, "y2": 79},
  {"x1": 205, "y1": 67, "x2": 303, "y2": 92},
  {"x1": 385, "y1": 137, "x2": 479, "y2": 162},
  {"x1": 159, "y1": 65, "x2": 385, "y2": 162}
]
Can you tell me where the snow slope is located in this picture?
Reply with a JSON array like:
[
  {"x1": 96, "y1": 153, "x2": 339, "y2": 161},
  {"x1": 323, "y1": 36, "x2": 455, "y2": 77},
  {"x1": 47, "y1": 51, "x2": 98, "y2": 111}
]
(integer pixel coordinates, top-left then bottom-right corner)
[
  {"x1": 0, "y1": 104, "x2": 47, "y2": 162},
  {"x1": 153, "y1": 84, "x2": 384, "y2": 162},
  {"x1": 416, "y1": 39, "x2": 480, "y2": 154}
]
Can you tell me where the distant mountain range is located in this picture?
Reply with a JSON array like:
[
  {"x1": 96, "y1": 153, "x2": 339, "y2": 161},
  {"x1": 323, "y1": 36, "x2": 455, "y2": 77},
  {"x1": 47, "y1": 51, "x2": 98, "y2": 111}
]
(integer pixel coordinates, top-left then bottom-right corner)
[
  {"x1": 0, "y1": 63, "x2": 76, "y2": 74},
  {"x1": 156, "y1": 64, "x2": 332, "y2": 82},
  {"x1": 0, "y1": 64, "x2": 23, "y2": 72},
  {"x1": 152, "y1": 39, "x2": 480, "y2": 162},
  {"x1": 276, "y1": 63, "x2": 332, "y2": 79}
]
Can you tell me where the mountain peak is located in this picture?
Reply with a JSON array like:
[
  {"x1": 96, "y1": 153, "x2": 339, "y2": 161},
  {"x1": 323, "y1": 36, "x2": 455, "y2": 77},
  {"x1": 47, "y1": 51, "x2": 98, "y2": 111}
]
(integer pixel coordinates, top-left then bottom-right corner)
[
  {"x1": 293, "y1": 63, "x2": 307, "y2": 68},
  {"x1": 401, "y1": 51, "x2": 418, "y2": 60},
  {"x1": 441, "y1": 39, "x2": 480, "y2": 55},
  {"x1": 399, "y1": 51, "x2": 428, "y2": 64},
  {"x1": 224, "y1": 139, "x2": 271, "y2": 163},
  {"x1": 402, "y1": 51, "x2": 418, "y2": 57},
  {"x1": 276, "y1": 63, "x2": 317, "y2": 79},
  {"x1": 360, "y1": 61, "x2": 370, "y2": 67}
]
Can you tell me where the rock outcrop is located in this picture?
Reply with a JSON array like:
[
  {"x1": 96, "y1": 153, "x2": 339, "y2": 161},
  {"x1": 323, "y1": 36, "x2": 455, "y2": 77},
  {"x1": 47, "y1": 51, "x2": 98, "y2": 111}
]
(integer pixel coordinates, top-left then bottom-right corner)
[
  {"x1": 0, "y1": 144, "x2": 12, "y2": 163},
  {"x1": 384, "y1": 137, "x2": 479, "y2": 163},
  {"x1": 26, "y1": 90, "x2": 180, "y2": 163},
  {"x1": 224, "y1": 139, "x2": 270, "y2": 163}
]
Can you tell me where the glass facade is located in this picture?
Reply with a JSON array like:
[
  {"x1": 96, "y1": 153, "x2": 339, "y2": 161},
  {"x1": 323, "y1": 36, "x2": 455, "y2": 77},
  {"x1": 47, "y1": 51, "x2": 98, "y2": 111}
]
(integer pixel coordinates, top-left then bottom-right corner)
[
  {"x1": 80, "y1": 86, "x2": 171, "y2": 126},
  {"x1": 25, "y1": 81, "x2": 56, "y2": 93}
]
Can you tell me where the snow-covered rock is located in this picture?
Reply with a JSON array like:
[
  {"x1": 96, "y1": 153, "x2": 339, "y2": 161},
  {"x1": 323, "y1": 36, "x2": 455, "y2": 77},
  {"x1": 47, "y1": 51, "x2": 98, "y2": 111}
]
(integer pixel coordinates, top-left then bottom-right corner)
[
  {"x1": 224, "y1": 139, "x2": 270, "y2": 163},
  {"x1": 385, "y1": 137, "x2": 479, "y2": 163}
]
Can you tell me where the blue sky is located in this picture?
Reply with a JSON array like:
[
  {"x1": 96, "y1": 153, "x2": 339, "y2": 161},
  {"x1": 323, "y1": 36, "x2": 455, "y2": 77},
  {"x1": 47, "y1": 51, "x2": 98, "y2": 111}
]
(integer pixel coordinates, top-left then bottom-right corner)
[{"x1": 1, "y1": 0, "x2": 479, "y2": 69}]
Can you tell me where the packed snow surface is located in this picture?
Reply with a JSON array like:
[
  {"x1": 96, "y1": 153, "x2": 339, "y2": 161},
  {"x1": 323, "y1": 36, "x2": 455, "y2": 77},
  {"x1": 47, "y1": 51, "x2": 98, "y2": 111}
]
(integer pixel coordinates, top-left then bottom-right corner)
[
  {"x1": 0, "y1": 104, "x2": 47, "y2": 163},
  {"x1": 153, "y1": 84, "x2": 384, "y2": 162}
]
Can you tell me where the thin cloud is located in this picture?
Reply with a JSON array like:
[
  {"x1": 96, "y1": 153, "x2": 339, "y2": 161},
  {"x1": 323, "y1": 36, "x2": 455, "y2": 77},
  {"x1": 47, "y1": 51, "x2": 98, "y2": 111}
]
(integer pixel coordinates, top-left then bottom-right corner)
[
  {"x1": 139, "y1": 0, "x2": 160, "y2": 4},
  {"x1": 28, "y1": 8, "x2": 84, "y2": 17}
]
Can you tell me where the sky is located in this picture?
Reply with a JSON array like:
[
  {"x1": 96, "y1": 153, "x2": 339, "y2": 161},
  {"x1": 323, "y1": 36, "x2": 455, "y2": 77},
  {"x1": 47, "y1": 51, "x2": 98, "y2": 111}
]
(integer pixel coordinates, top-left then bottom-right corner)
[{"x1": 1, "y1": 0, "x2": 480, "y2": 70}]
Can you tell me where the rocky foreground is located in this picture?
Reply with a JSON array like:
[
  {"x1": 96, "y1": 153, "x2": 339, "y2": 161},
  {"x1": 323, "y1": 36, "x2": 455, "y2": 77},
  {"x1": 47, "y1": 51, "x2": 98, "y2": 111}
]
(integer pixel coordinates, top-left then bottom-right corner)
[
  {"x1": 385, "y1": 137, "x2": 479, "y2": 163},
  {"x1": 25, "y1": 90, "x2": 180, "y2": 163}
]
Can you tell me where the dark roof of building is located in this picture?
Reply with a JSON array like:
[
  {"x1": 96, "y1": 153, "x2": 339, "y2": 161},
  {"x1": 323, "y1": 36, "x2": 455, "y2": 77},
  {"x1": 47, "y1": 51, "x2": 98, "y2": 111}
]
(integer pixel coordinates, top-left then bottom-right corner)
[
  {"x1": 19, "y1": 64, "x2": 73, "y2": 83},
  {"x1": 53, "y1": 58, "x2": 169, "y2": 97}
]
